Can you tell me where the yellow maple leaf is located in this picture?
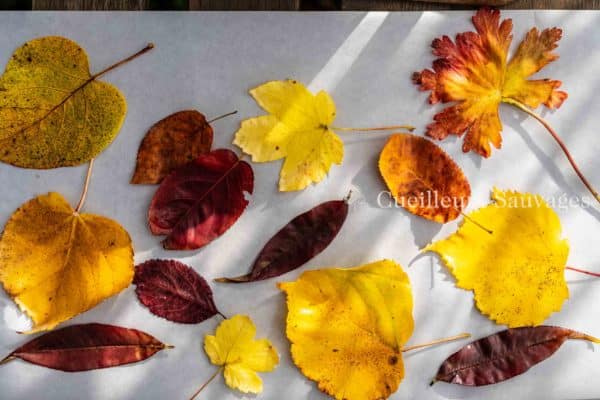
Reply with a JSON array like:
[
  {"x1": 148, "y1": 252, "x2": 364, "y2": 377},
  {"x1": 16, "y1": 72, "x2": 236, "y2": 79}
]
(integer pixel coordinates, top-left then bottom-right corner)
[
  {"x1": 426, "y1": 188, "x2": 569, "y2": 327},
  {"x1": 233, "y1": 79, "x2": 343, "y2": 191},
  {"x1": 204, "y1": 314, "x2": 279, "y2": 394},
  {"x1": 413, "y1": 9, "x2": 567, "y2": 157},
  {"x1": 0, "y1": 192, "x2": 134, "y2": 332},
  {"x1": 278, "y1": 259, "x2": 414, "y2": 400},
  {"x1": 0, "y1": 36, "x2": 130, "y2": 169}
]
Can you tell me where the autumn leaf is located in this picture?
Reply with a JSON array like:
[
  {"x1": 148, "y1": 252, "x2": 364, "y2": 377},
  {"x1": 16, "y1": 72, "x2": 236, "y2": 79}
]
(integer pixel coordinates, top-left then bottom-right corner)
[
  {"x1": 0, "y1": 192, "x2": 134, "y2": 332},
  {"x1": 148, "y1": 148, "x2": 254, "y2": 250},
  {"x1": 233, "y1": 80, "x2": 342, "y2": 191},
  {"x1": 0, "y1": 36, "x2": 153, "y2": 169},
  {"x1": 215, "y1": 198, "x2": 348, "y2": 283},
  {"x1": 426, "y1": 188, "x2": 569, "y2": 327},
  {"x1": 413, "y1": 8, "x2": 567, "y2": 158},
  {"x1": 434, "y1": 326, "x2": 600, "y2": 386},
  {"x1": 279, "y1": 259, "x2": 414, "y2": 400},
  {"x1": 200, "y1": 314, "x2": 279, "y2": 395},
  {"x1": 134, "y1": 259, "x2": 222, "y2": 323},
  {"x1": 131, "y1": 110, "x2": 214, "y2": 184},
  {"x1": 0, "y1": 323, "x2": 171, "y2": 372},
  {"x1": 379, "y1": 133, "x2": 471, "y2": 222}
]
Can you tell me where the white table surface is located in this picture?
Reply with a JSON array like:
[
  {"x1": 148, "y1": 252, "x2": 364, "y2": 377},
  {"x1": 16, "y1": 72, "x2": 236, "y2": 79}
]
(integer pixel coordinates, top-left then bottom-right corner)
[{"x1": 1, "y1": 10, "x2": 600, "y2": 400}]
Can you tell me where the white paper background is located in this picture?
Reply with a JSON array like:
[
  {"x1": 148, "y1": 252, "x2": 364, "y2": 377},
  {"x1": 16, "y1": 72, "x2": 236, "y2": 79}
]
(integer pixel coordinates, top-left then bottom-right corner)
[{"x1": 0, "y1": 10, "x2": 599, "y2": 400}]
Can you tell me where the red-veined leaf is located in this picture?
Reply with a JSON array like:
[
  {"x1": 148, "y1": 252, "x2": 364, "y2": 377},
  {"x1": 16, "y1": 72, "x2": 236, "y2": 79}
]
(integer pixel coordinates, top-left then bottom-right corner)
[
  {"x1": 215, "y1": 199, "x2": 348, "y2": 283},
  {"x1": 134, "y1": 259, "x2": 221, "y2": 323},
  {"x1": 0, "y1": 323, "x2": 170, "y2": 372},
  {"x1": 148, "y1": 149, "x2": 254, "y2": 250},
  {"x1": 434, "y1": 326, "x2": 600, "y2": 386},
  {"x1": 131, "y1": 110, "x2": 213, "y2": 184}
]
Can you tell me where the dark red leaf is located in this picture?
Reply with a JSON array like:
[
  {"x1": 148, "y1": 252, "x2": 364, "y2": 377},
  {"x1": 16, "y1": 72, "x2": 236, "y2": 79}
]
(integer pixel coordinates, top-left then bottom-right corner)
[
  {"x1": 148, "y1": 148, "x2": 254, "y2": 250},
  {"x1": 434, "y1": 326, "x2": 600, "y2": 386},
  {"x1": 215, "y1": 199, "x2": 348, "y2": 283},
  {"x1": 131, "y1": 110, "x2": 213, "y2": 184},
  {"x1": 0, "y1": 323, "x2": 170, "y2": 372},
  {"x1": 134, "y1": 259, "x2": 220, "y2": 323}
]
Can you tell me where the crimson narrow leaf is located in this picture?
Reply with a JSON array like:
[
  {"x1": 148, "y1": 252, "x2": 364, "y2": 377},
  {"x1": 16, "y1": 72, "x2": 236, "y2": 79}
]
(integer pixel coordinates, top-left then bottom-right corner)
[
  {"x1": 148, "y1": 148, "x2": 254, "y2": 250},
  {"x1": 134, "y1": 259, "x2": 221, "y2": 323},
  {"x1": 0, "y1": 323, "x2": 170, "y2": 372},
  {"x1": 434, "y1": 326, "x2": 600, "y2": 386},
  {"x1": 215, "y1": 199, "x2": 348, "y2": 283}
]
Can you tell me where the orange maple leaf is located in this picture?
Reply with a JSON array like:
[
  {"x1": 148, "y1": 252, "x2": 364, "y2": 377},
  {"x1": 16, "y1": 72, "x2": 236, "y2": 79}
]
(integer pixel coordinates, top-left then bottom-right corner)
[{"x1": 413, "y1": 8, "x2": 567, "y2": 158}]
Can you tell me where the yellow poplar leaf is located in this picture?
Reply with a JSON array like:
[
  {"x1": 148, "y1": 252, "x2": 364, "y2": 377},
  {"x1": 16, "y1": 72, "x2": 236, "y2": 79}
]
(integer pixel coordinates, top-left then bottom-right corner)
[
  {"x1": 0, "y1": 36, "x2": 127, "y2": 169},
  {"x1": 204, "y1": 314, "x2": 279, "y2": 394},
  {"x1": 233, "y1": 79, "x2": 343, "y2": 191},
  {"x1": 0, "y1": 192, "x2": 134, "y2": 332},
  {"x1": 278, "y1": 259, "x2": 414, "y2": 400},
  {"x1": 426, "y1": 188, "x2": 569, "y2": 327}
]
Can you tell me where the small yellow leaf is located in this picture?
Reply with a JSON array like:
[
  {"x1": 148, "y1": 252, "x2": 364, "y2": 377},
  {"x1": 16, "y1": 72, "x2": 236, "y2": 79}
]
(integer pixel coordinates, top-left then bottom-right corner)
[
  {"x1": 426, "y1": 188, "x2": 569, "y2": 327},
  {"x1": 0, "y1": 36, "x2": 127, "y2": 169},
  {"x1": 0, "y1": 192, "x2": 134, "y2": 332},
  {"x1": 233, "y1": 80, "x2": 343, "y2": 191},
  {"x1": 204, "y1": 314, "x2": 279, "y2": 394},
  {"x1": 279, "y1": 259, "x2": 413, "y2": 400}
]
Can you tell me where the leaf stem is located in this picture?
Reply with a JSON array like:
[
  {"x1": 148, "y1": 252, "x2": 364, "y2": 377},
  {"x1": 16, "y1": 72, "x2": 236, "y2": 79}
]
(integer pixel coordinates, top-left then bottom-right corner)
[
  {"x1": 566, "y1": 266, "x2": 600, "y2": 278},
  {"x1": 189, "y1": 367, "x2": 222, "y2": 400},
  {"x1": 460, "y1": 212, "x2": 493, "y2": 235},
  {"x1": 208, "y1": 111, "x2": 238, "y2": 124},
  {"x1": 570, "y1": 330, "x2": 600, "y2": 343},
  {"x1": 0, "y1": 355, "x2": 15, "y2": 366},
  {"x1": 91, "y1": 43, "x2": 155, "y2": 81},
  {"x1": 331, "y1": 124, "x2": 415, "y2": 133},
  {"x1": 402, "y1": 332, "x2": 471, "y2": 353},
  {"x1": 75, "y1": 158, "x2": 94, "y2": 213},
  {"x1": 216, "y1": 311, "x2": 227, "y2": 320},
  {"x1": 504, "y1": 98, "x2": 600, "y2": 205}
]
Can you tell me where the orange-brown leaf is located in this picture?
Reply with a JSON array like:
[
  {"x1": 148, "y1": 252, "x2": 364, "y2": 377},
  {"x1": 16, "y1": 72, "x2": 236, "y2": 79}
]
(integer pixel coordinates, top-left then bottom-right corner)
[
  {"x1": 414, "y1": 8, "x2": 567, "y2": 158},
  {"x1": 131, "y1": 110, "x2": 213, "y2": 184},
  {"x1": 379, "y1": 133, "x2": 470, "y2": 223}
]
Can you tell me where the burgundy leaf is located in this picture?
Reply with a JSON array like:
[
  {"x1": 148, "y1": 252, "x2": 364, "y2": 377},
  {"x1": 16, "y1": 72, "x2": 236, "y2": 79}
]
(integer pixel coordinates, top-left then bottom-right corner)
[
  {"x1": 434, "y1": 326, "x2": 600, "y2": 386},
  {"x1": 0, "y1": 323, "x2": 170, "y2": 372},
  {"x1": 148, "y1": 148, "x2": 254, "y2": 250},
  {"x1": 215, "y1": 199, "x2": 348, "y2": 283},
  {"x1": 131, "y1": 110, "x2": 213, "y2": 185},
  {"x1": 134, "y1": 259, "x2": 221, "y2": 323}
]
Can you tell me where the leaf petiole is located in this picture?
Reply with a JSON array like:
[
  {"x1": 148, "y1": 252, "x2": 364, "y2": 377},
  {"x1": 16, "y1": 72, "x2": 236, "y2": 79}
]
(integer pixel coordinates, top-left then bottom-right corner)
[
  {"x1": 189, "y1": 366, "x2": 223, "y2": 400},
  {"x1": 74, "y1": 158, "x2": 94, "y2": 213},
  {"x1": 0, "y1": 355, "x2": 15, "y2": 366},
  {"x1": 332, "y1": 124, "x2": 415, "y2": 133},
  {"x1": 402, "y1": 332, "x2": 471, "y2": 353},
  {"x1": 565, "y1": 266, "x2": 600, "y2": 278},
  {"x1": 504, "y1": 98, "x2": 600, "y2": 205},
  {"x1": 91, "y1": 43, "x2": 155, "y2": 81},
  {"x1": 207, "y1": 111, "x2": 238, "y2": 124},
  {"x1": 460, "y1": 212, "x2": 493, "y2": 235}
]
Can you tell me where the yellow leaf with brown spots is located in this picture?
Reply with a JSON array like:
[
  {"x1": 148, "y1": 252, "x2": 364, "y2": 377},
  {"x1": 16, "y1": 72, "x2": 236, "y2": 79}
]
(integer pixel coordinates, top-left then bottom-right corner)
[
  {"x1": 426, "y1": 188, "x2": 569, "y2": 327},
  {"x1": 0, "y1": 192, "x2": 134, "y2": 332},
  {"x1": 278, "y1": 259, "x2": 413, "y2": 400},
  {"x1": 0, "y1": 36, "x2": 127, "y2": 168}
]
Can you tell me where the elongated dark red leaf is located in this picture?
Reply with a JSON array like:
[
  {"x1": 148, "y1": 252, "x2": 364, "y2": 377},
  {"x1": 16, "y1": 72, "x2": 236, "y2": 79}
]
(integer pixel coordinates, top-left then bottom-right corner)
[
  {"x1": 215, "y1": 199, "x2": 348, "y2": 283},
  {"x1": 148, "y1": 148, "x2": 254, "y2": 250},
  {"x1": 131, "y1": 110, "x2": 213, "y2": 184},
  {"x1": 434, "y1": 326, "x2": 600, "y2": 386},
  {"x1": 134, "y1": 259, "x2": 221, "y2": 323},
  {"x1": 0, "y1": 323, "x2": 170, "y2": 372}
]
